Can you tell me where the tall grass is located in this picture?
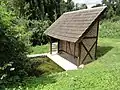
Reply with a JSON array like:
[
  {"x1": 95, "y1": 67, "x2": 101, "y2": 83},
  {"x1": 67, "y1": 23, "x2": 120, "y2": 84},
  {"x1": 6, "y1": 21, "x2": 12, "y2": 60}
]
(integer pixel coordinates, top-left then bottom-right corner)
[{"x1": 99, "y1": 20, "x2": 120, "y2": 38}]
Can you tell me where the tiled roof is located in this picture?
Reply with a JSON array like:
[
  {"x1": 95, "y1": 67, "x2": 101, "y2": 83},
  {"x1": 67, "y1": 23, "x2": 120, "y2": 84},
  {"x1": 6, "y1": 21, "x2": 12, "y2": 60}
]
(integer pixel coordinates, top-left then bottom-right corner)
[{"x1": 44, "y1": 6, "x2": 107, "y2": 42}]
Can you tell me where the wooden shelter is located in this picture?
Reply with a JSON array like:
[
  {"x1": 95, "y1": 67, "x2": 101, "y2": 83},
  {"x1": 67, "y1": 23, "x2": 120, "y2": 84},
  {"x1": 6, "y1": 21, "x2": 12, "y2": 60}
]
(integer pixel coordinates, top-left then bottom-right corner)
[{"x1": 44, "y1": 6, "x2": 107, "y2": 67}]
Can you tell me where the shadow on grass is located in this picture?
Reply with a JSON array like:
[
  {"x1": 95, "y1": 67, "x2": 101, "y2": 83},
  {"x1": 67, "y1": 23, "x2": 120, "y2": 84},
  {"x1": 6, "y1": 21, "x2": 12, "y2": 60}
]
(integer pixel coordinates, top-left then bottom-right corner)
[{"x1": 96, "y1": 46, "x2": 113, "y2": 59}]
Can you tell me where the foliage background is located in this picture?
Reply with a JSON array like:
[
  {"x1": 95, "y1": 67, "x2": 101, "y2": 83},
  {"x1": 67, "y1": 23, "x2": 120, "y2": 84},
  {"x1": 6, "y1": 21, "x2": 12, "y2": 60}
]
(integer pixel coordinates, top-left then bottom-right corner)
[{"x1": 1, "y1": 0, "x2": 120, "y2": 89}]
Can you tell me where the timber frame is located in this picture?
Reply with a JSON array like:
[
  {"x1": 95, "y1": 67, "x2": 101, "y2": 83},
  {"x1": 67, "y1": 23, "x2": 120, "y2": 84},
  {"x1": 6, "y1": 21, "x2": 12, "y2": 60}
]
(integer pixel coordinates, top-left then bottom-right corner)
[
  {"x1": 45, "y1": 6, "x2": 107, "y2": 68},
  {"x1": 78, "y1": 20, "x2": 100, "y2": 65},
  {"x1": 49, "y1": 20, "x2": 99, "y2": 67}
]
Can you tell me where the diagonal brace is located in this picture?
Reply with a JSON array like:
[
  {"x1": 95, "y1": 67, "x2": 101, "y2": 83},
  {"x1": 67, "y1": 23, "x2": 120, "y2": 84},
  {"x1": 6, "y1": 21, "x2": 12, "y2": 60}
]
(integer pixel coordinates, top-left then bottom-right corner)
[
  {"x1": 81, "y1": 40, "x2": 97, "y2": 64},
  {"x1": 81, "y1": 41, "x2": 93, "y2": 60}
]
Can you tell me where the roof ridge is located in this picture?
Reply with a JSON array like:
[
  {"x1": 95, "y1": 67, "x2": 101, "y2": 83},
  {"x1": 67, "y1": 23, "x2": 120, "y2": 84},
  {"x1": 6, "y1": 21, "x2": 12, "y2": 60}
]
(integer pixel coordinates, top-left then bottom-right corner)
[{"x1": 64, "y1": 6, "x2": 107, "y2": 15}]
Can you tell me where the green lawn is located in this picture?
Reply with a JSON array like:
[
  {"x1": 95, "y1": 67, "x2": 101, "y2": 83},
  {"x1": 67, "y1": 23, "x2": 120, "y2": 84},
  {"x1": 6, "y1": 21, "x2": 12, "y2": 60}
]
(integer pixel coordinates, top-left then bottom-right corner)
[
  {"x1": 30, "y1": 44, "x2": 49, "y2": 54},
  {"x1": 29, "y1": 57, "x2": 64, "y2": 76},
  {"x1": 8, "y1": 38, "x2": 120, "y2": 90}
]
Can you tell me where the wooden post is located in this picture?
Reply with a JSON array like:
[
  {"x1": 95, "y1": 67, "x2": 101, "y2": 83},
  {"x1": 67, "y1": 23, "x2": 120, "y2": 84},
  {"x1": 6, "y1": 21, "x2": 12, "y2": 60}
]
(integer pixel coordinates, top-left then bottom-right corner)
[
  {"x1": 58, "y1": 40, "x2": 60, "y2": 53},
  {"x1": 77, "y1": 43, "x2": 81, "y2": 68},
  {"x1": 49, "y1": 37, "x2": 52, "y2": 54},
  {"x1": 77, "y1": 57, "x2": 80, "y2": 68},
  {"x1": 66, "y1": 41, "x2": 67, "y2": 52},
  {"x1": 79, "y1": 43, "x2": 81, "y2": 65},
  {"x1": 95, "y1": 21, "x2": 99, "y2": 59},
  {"x1": 74, "y1": 43, "x2": 76, "y2": 59}
]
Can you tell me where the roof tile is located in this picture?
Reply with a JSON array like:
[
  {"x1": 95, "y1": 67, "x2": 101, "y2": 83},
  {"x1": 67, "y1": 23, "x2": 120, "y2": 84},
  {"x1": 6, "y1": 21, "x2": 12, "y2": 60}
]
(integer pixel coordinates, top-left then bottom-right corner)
[{"x1": 45, "y1": 6, "x2": 107, "y2": 42}]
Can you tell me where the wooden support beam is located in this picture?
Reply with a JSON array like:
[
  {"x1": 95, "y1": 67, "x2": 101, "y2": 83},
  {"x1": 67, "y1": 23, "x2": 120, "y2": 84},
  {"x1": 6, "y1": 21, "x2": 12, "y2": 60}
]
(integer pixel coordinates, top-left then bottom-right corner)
[
  {"x1": 74, "y1": 43, "x2": 76, "y2": 59},
  {"x1": 95, "y1": 21, "x2": 99, "y2": 59},
  {"x1": 77, "y1": 43, "x2": 81, "y2": 67},
  {"x1": 83, "y1": 36, "x2": 97, "y2": 39},
  {"x1": 81, "y1": 40, "x2": 97, "y2": 64},
  {"x1": 66, "y1": 41, "x2": 67, "y2": 52},
  {"x1": 49, "y1": 37, "x2": 52, "y2": 54},
  {"x1": 59, "y1": 50, "x2": 77, "y2": 58},
  {"x1": 58, "y1": 40, "x2": 60, "y2": 53},
  {"x1": 77, "y1": 44, "x2": 80, "y2": 67},
  {"x1": 79, "y1": 42, "x2": 81, "y2": 65},
  {"x1": 81, "y1": 42, "x2": 93, "y2": 60},
  {"x1": 77, "y1": 57, "x2": 80, "y2": 68},
  {"x1": 68, "y1": 42, "x2": 71, "y2": 53}
]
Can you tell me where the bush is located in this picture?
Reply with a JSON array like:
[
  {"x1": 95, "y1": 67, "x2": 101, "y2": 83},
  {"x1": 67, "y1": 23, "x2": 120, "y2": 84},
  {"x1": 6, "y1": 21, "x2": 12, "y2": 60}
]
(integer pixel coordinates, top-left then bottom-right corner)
[
  {"x1": 0, "y1": 30, "x2": 30, "y2": 88},
  {"x1": 110, "y1": 16, "x2": 120, "y2": 22},
  {"x1": 0, "y1": 3, "x2": 31, "y2": 88},
  {"x1": 29, "y1": 20, "x2": 50, "y2": 46},
  {"x1": 9, "y1": 18, "x2": 32, "y2": 46},
  {"x1": 0, "y1": 1, "x2": 51, "y2": 47},
  {"x1": 0, "y1": 1, "x2": 32, "y2": 47}
]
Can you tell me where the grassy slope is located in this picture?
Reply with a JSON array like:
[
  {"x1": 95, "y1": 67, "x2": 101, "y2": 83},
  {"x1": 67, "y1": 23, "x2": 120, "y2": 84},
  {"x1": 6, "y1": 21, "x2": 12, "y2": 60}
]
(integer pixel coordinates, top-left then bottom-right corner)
[
  {"x1": 7, "y1": 20, "x2": 120, "y2": 90},
  {"x1": 10, "y1": 38, "x2": 120, "y2": 90},
  {"x1": 21, "y1": 20, "x2": 120, "y2": 90}
]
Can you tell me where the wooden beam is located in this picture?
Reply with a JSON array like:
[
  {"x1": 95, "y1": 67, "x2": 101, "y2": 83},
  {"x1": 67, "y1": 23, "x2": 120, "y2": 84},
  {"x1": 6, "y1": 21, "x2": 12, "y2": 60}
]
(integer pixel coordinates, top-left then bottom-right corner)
[
  {"x1": 68, "y1": 42, "x2": 70, "y2": 52},
  {"x1": 74, "y1": 43, "x2": 76, "y2": 59},
  {"x1": 79, "y1": 42, "x2": 81, "y2": 65},
  {"x1": 58, "y1": 40, "x2": 60, "y2": 53},
  {"x1": 81, "y1": 42, "x2": 93, "y2": 60},
  {"x1": 59, "y1": 50, "x2": 77, "y2": 58},
  {"x1": 95, "y1": 21, "x2": 99, "y2": 59},
  {"x1": 66, "y1": 41, "x2": 67, "y2": 52},
  {"x1": 77, "y1": 42, "x2": 81, "y2": 67},
  {"x1": 77, "y1": 57, "x2": 80, "y2": 68},
  {"x1": 83, "y1": 36, "x2": 97, "y2": 39},
  {"x1": 81, "y1": 40, "x2": 97, "y2": 64},
  {"x1": 49, "y1": 37, "x2": 52, "y2": 54}
]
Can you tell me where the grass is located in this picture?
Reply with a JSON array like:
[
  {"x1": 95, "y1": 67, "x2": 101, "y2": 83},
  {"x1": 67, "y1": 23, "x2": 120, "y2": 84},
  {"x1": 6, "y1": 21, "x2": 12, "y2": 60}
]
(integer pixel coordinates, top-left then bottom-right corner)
[
  {"x1": 7, "y1": 38, "x2": 120, "y2": 90},
  {"x1": 29, "y1": 57, "x2": 64, "y2": 76},
  {"x1": 99, "y1": 20, "x2": 120, "y2": 38},
  {"x1": 7, "y1": 20, "x2": 120, "y2": 90},
  {"x1": 30, "y1": 44, "x2": 49, "y2": 54}
]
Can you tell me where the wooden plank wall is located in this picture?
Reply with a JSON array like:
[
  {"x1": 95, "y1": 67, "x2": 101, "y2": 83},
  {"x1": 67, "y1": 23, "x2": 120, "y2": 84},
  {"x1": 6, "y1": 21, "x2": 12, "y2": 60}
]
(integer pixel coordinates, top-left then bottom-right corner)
[
  {"x1": 59, "y1": 41, "x2": 79, "y2": 57},
  {"x1": 59, "y1": 40, "x2": 79, "y2": 65},
  {"x1": 58, "y1": 21, "x2": 98, "y2": 66}
]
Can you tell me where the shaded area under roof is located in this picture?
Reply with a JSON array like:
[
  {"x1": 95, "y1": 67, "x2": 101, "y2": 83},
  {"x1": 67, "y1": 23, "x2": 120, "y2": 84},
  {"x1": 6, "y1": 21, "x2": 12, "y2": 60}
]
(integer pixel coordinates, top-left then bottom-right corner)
[{"x1": 44, "y1": 6, "x2": 107, "y2": 42}]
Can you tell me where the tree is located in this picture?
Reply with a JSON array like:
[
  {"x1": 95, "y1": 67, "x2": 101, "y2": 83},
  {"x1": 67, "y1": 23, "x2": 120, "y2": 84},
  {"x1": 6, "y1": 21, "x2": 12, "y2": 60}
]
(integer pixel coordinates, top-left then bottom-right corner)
[
  {"x1": 74, "y1": 3, "x2": 87, "y2": 10},
  {"x1": 60, "y1": 0, "x2": 67, "y2": 14},
  {"x1": 102, "y1": 0, "x2": 120, "y2": 18},
  {"x1": 75, "y1": 3, "x2": 81, "y2": 10},
  {"x1": 80, "y1": 4, "x2": 88, "y2": 9},
  {"x1": 92, "y1": 4, "x2": 103, "y2": 8},
  {"x1": 7, "y1": 0, "x2": 75, "y2": 21},
  {"x1": 30, "y1": 20, "x2": 50, "y2": 46},
  {"x1": 3, "y1": 0, "x2": 75, "y2": 46},
  {"x1": 66, "y1": 0, "x2": 74, "y2": 11},
  {"x1": 115, "y1": 0, "x2": 120, "y2": 15},
  {"x1": 55, "y1": 0, "x2": 61, "y2": 19},
  {"x1": 0, "y1": 2, "x2": 30, "y2": 88}
]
